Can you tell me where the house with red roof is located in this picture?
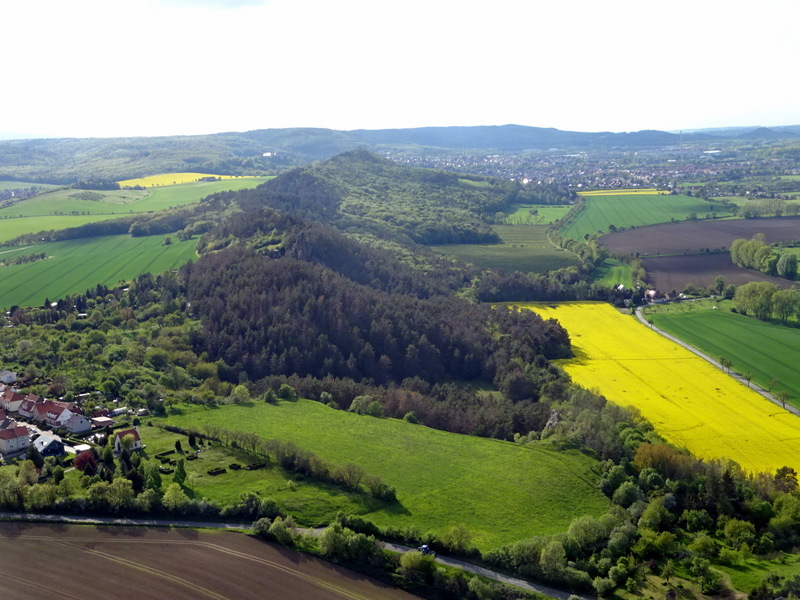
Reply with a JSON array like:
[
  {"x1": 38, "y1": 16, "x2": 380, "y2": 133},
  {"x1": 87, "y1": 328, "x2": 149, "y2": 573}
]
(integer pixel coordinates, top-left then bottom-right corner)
[
  {"x1": 18, "y1": 397, "x2": 42, "y2": 420},
  {"x1": 42, "y1": 402, "x2": 76, "y2": 428},
  {"x1": 0, "y1": 426, "x2": 30, "y2": 456},
  {"x1": 114, "y1": 427, "x2": 142, "y2": 454},
  {"x1": 0, "y1": 388, "x2": 25, "y2": 413}
]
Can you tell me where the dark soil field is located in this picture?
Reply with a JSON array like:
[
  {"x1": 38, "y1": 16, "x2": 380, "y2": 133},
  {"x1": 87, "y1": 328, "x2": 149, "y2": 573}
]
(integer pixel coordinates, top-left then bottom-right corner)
[
  {"x1": 0, "y1": 523, "x2": 419, "y2": 600},
  {"x1": 642, "y1": 253, "x2": 796, "y2": 292},
  {"x1": 600, "y1": 217, "x2": 800, "y2": 256}
]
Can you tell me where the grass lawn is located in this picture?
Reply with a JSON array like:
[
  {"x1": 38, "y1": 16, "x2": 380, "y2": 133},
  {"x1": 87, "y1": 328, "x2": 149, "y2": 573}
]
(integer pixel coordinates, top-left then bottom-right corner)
[
  {"x1": 0, "y1": 235, "x2": 198, "y2": 308},
  {"x1": 560, "y1": 193, "x2": 733, "y2": 240},
  {"x1": 501, "y1": 204, "x2": 572, "y2": 225},
  {"x1": 646, "y1": 305, "x2": 800, "y2": 409},
  {"x1": 591, "y1": 258, "x2": 633, "y2": 287},
  {"x1": 158, "y1": 400, "x2": 608, "y2": 551},
  {"x1": 135, "y1": 425, "x2": 378, "y2": 525},
  {"x1": 429, "y1": 224, "x2": 580, "y2": 273},
  {"x1": 715, "y1": 551, "x2": 800, "y2": 594}
]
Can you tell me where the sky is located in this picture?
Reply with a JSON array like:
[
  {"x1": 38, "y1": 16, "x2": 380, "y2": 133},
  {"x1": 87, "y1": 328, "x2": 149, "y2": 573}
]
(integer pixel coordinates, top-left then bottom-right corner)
[{"x1": 2, "y1": 0, "x2": 799, "y2": 139}]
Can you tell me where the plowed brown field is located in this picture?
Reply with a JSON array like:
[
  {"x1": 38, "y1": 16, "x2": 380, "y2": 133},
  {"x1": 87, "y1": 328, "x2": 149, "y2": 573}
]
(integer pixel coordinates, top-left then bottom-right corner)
[
  {"x1": 0, "y1": 523, "x2": 419, "y2": 600},
  {"x1": 599, "y1": 217, "x2": 800, "y2": 256},
  {"x1": 641, "y1": 253, "x2": 795, "y2": 291}
]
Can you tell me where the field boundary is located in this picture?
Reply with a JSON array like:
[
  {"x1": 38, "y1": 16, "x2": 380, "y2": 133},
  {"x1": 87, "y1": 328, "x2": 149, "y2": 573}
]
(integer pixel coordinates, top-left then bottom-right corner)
[{"x1": 635, "y1": 304, "x2": 800, "y2": 418}]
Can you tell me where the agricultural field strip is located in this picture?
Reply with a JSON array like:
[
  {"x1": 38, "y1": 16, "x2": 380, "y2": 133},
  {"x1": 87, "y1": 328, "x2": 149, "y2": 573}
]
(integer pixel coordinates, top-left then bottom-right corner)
[
  {"x1": 0, "y1": 236, "x2": 197, "y2": 308},
  {"x1": 648, "y1": 311, "x2": 800, "y2": 407},
  {"x1": 519, "y1": 302, "x2": 800, "y2": 474}
]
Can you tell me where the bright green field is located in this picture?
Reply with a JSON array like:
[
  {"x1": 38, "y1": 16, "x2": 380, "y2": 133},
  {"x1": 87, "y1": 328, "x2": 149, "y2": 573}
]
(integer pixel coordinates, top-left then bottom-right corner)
[
  {"x1": 591, "y1": 258, "x2": 633, "y2": 287},
  {"x1": 0, "y1": 235, "x2": 197, "y2": 308},
  {"x1": 160, "y1": 400, "x2": 608, "y2": 550},
  {"x1": 502, "y1": 204, "x2": 572, "y2": 225},
  {"x1": 0, "y1": 181, "x2": 60, "y2": 191},
  {"x1": 648, "y1": 309, "x2": 800, "y2": 409},
  {"x1": 0, "y1": 215, "x2": 125, "y2": 244},
  {"x1": 429, "y1": 224, "x2": 581, "y2": 273},
  {"x1": 0, "y1": 178, "x2": 271, "y2": 219},
  {"x1": 560, "y1": 193, "x2": 733, "y2": 240}
]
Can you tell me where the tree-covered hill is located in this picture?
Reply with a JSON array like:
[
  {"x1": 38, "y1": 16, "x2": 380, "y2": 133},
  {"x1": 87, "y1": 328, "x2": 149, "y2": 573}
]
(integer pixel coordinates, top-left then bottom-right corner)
[{"x1": 249, "y1": 149, "x2": 525, "y2": 244}]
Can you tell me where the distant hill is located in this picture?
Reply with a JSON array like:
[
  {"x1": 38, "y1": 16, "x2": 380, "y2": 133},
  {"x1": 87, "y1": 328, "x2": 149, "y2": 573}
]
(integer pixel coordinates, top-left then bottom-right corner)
[{"x1": 1, "y1": 123, "x2": 799, "y2": 183}]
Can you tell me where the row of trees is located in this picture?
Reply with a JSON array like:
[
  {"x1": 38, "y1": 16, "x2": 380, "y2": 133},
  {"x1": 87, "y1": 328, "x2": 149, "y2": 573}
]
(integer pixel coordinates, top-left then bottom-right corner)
[
  {"x1": 730, "y1": 235, "x2": 798, "y2": 280},
  {"x1": 733, "y1": 281, "x2": 800, "y2": 323}
]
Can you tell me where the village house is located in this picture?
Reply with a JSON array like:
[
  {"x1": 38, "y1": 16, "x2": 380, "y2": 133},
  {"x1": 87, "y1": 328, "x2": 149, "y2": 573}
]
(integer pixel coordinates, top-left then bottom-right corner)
[
  {"x1": 1, "y1": 388, "x2": 25, "y2": 413},
  {"x1": 42, "y1": 402, "x2": 76, "y2": 429},
  {"x1": 0, "y1": 426, "x2": 31, "y2": 456},
  {"x1": 33, "y1": 434, "x2": 64, "y2": 457},
  {"x1": 18, "y1": 396, "x2": 43, "y2": 420},
  {"x1": 65, "y1": 413, "x2": 91, "y2": 435},
  {"x1": 113, "y1": 427, "x2": 142, "y2": 454}
]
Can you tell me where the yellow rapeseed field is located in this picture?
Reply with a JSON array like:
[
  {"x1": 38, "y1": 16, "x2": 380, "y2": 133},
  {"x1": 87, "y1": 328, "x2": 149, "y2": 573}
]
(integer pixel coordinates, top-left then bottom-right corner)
[
  {"x1": 517, "y1": 302, "x2": 800, "y2": 474},
  {"x1": 118, "y1": 173, "x2": 253, "y2": 188},
  {"x1": 578, "y1": 189, "x2": 663, "y2": 196}
]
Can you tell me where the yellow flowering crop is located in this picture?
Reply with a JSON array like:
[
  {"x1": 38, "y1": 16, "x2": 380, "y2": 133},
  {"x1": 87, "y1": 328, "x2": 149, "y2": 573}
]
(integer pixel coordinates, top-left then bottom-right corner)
[
  {"x1": 518, "y1": 302, "x2": 800, "y2": 474},
  {"x1": 118, "y1": 173, "x2": 253, "y2": 188}
]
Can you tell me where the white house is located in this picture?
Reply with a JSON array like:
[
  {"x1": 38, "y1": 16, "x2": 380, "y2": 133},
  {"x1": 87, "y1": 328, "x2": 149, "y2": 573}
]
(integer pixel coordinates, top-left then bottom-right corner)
[
  {"x1": 0, "y1": 388, "x2": 25, "y2": 413},
  {"x1": 65, "y1": 413, "x2": 91, "y2": 435},
  {"x1": 43, "y1": 402, "x2": 75, "y2": 428},
  {"x1": 0, "y1": 426, "x2": 30, "y2": 455},
  {"x1": 114, "y1": 427, "x2": 142, "y2": 454},
  {"x1": 0, "y1": 370, "x2": 16, "y2": 384}
]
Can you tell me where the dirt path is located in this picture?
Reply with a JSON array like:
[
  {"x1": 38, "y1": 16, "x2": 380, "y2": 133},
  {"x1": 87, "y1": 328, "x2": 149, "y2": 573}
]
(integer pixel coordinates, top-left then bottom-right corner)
[{"x1": 635, "y1": 305, "x2": 800, "y2": 418}]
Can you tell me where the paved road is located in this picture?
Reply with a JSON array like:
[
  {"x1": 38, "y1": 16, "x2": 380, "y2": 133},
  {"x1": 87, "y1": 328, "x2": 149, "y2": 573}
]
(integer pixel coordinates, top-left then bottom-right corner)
[
  {"x1": 635, "y1": 305, "x2": 800, "y2": 418},
  {"x1": 0, "y1": 512, "x2": 590, "y2": 599}
]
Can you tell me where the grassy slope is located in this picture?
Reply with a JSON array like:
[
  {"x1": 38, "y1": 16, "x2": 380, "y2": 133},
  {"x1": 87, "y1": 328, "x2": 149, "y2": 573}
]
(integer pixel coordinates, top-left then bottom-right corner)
[
  {"x1": 560, "y1": 193, "x2": 732, "y2": 240},
  {"x1": 161, "y1": 400, "x2": 608, "y2": 550},
  {"x1": 502, "y1": 204, "x2": 572, "y2": 225},
  {"x1": 591, "y1": 258, "x2": 633, "y2": 287},
  {"x1": 0, "y1": 179, "x2": 270, "y2": 243},
  {"x1": 429, "y1": 224, "x2": 580, "y2": 273},
  {"x1": 0, "y1": 235, "x2": 197, "y2": 308},
  {"x1": 0, "y1": 181, "x2": 60, "y2": 191},
  {"x1": 648, "y1": 308, "x2": 800, "y2": 409}
]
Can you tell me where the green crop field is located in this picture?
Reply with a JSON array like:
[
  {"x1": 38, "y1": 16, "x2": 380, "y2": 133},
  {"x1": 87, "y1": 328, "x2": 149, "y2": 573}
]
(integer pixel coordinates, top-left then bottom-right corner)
[
  {"x1": 159, "y1": 399, "x2": 608, "y2": 550},
  {"x1": 0, "y1": 235, "x2": 197, "y2": 308},
  {"x1": 0, "y1": 181, "x2": 60, "y2": 191},
  {"x1": 429, "y1": 224, "x2": 580, "y2": 273},
  {"x1": 560, "y1": 193, "x2": 733, "y2": 240},
  {"x1": 591, "y1": 258, "x2": 633, "y2": 287},
  {"x1": 502, "y1": 203, "x2": 572, "y2": 225},
  {"x1": 0, "y1": 178, "x2": 271, "y2": 220},
  {"x1": 0, "y1": 215, "x2": 125, "y2": 244},
  {"x1": 647, "y1": 308, "x2": 800, "y2": 409}
]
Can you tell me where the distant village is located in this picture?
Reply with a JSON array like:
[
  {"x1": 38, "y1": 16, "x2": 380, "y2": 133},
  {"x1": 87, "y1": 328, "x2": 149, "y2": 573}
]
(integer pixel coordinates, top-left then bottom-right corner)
[{"x1": 0, "y1": 368, "x2": 146, "y2": 463}]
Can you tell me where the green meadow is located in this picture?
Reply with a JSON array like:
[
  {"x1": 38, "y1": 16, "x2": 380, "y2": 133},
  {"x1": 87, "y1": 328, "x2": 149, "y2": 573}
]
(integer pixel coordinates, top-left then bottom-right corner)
[
  {"x1": 0, "y1": 235, "x2": 197, "y2": 308},
  {"x1": 0, "y1": 178, "x2": 271, "y2": 218},
  {"x1": 647, "y1": 307, "x2": 800, "y2": 409},
  {"x1": 591, "y1": 258, "x2": 633, "y2": 287},
  {"x1": 160, "y1": 399, "x2": 609, "y2": 550},
  {"x1": 0, "y1": 181, "x2": 60, "y2": 191},
  {"x1": 429, "y1": 224, "x2": 580, "y2": 273},
  {"x1": 502, "y1": 204, "x2": 572, "y2": 225},
  {"x1": 560, "y1": 193, "x2": 733, "y2": 240}
]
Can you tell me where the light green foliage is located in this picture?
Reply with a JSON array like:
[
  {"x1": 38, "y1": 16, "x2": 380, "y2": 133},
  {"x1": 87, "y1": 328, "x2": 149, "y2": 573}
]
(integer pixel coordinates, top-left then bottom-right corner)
[
  {"x1": 591, "y1": 258, "x2": 634, "y2": 288},
  {"x1": 162, "y1": 482, "x2": 190, "y2": 513},
  {"x1": 398, "y1": 550, "x2": 436, "y2": 582}
]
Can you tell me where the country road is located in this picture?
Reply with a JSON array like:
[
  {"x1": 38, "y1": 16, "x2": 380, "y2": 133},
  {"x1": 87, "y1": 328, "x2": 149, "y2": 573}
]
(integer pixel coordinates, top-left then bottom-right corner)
[
  {"x1": 635, "y1": 305, "x2": 800, "y2": 418},
  {"x1": 0, "y1": 512, "x2": 591, "y2": 600}
]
